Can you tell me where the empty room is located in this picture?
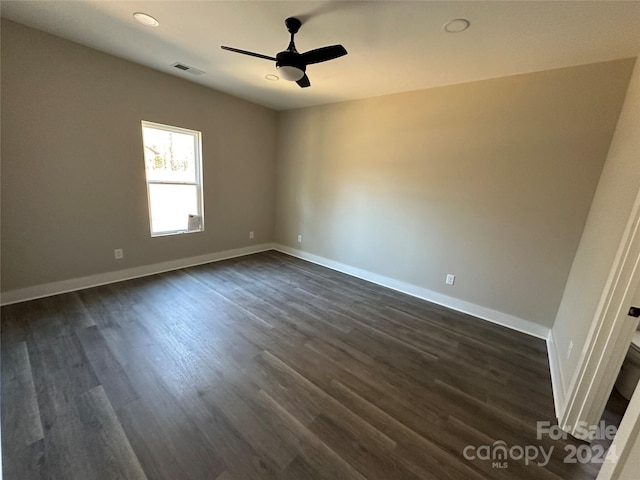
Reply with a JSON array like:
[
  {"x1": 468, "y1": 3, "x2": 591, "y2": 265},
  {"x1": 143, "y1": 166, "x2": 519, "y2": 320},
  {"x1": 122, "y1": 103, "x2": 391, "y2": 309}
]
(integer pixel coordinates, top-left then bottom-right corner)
[{"x1": 2, "y1": 1, "x2": 640, "y2": 479}]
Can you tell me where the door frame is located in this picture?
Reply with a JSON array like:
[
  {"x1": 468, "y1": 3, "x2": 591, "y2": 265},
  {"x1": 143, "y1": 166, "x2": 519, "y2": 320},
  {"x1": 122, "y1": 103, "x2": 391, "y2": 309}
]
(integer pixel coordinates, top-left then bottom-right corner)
[
  {"x1": 559, "y1": 187, "x2": 640, "y2": 439},
  {"x1": 596, "y1": 382, "x2": 640, "y2": 480}
]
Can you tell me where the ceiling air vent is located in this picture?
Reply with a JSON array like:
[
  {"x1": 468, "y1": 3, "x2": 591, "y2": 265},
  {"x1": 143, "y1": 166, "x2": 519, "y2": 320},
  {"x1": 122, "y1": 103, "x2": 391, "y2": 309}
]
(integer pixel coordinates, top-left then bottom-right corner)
[{"x1": 171, "y1": 62, "x2": 205, "y2": 75}]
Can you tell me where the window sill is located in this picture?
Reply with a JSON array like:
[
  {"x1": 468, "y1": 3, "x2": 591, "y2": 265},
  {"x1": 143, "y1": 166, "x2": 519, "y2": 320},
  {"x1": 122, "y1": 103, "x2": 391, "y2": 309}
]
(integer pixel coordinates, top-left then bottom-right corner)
[{"x1": 151, "y1": 228, "x2": 204, "y2": 238}]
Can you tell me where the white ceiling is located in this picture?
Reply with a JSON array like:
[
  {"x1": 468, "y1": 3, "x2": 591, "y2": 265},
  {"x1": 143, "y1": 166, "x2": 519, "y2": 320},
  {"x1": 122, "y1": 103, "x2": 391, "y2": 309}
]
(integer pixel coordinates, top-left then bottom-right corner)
[{"x1": 2, "y1": 1, "x2": 640, "y2": 111}]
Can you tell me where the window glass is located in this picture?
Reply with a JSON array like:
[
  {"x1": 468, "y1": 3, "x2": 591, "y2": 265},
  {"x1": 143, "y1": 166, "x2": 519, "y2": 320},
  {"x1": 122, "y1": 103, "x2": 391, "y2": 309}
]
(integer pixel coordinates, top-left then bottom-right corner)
[{"x1": 141, "y1": 121, "x2": 204, "y2": 236}]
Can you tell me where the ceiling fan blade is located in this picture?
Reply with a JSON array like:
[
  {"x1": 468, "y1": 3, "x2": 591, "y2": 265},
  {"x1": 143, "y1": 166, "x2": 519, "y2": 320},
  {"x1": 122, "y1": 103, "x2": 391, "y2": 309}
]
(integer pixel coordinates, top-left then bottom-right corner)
[
  {"x1": 221, "y1": 46, "x2": 276, "y2": 61},
  {"x1": 301, "y1": 45, "x2": 347, "y2": 65},
  {"x1": 296, "y1": 74, "x2": 311, "y2": 88}
]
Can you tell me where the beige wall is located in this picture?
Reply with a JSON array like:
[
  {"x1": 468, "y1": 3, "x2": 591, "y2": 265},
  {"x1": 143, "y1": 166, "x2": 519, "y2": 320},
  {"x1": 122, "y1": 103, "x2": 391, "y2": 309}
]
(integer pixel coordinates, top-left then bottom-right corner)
[
  {"x1": 275, "y1": 60, "x2": 634, "y2": 328},
  {"x1": 552, "y1": 58, "x2": 640, "y2": 393},
  {"x1": 1, "y1": 19, "x2": 277, "y2": 291}
]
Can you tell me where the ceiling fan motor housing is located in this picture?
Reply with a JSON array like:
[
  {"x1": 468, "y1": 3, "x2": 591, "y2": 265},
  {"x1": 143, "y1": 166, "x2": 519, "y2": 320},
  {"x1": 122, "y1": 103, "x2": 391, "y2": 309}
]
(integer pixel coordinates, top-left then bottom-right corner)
[{"x1": 276, "y1": 50, "x2": 306, "y2": 71}]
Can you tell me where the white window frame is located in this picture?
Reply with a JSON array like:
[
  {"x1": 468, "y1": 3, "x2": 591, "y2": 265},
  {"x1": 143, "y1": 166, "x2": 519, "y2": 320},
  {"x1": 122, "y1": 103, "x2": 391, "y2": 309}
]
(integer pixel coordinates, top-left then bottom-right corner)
[{"x1": 141, "y1": 120, "x2": 205, "y2": 237}]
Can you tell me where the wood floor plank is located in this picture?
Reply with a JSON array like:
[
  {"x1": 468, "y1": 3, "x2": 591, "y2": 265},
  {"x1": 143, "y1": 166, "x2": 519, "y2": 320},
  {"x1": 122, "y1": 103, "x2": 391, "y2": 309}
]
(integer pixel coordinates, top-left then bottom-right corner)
[
  {"x1": 1, "y1": 302, "x2": 30, "y2": 347},
  {"x1": 261, "y1": 350, "x2": 398, "y2": 450},
  {"x1": 1, "y1": 342, "x2": 45, "y2": 478},
  {"x1": 0, "y1": 437, "x2": 47, "y2": 480},
  {"x1": 86, "y1": 298, "x2": 228, "y2": 479},
  {"x1": 116, "y1": 399, "x2": 186, "y2": 480},
  {"x1": 205, "y1": 375, "x2": 299, "y2": 472},
  {"x1": 257, "y1": 389, "x2": 368, "y2": 480},
  {"x1": 25, "y1": 336, "x2": 100, "y2": 479},
  {"x1": 327, "y1": 378, "x2": 486, "y2": 480},
  {"x1": 75, "y1": 386, "x2": 148, "y2": 480},
  {"x1": 1, "y1": 342, "x2": 44, "y2": 447},
  {"x1": 278, "y1": 456, "x2": 321, "y2": 480},
  {"x1": 75, "y1": 325, "x2": 139, "y2": 410},
  {"x1": 131, "y1": 369, "x2": 226, "y2": 479},
  {"x1": 118, "y1": 391, "x2": 226, "y2": 480},
  {"x1": 27, "y1": 331, "x2": 100, "y2": 431},
  {"x1": 180, "y1": 395, "x2": 283, "y2": 480},
  {"x1": 307, "y1": 412, "x2": 425, "y2": 480}
]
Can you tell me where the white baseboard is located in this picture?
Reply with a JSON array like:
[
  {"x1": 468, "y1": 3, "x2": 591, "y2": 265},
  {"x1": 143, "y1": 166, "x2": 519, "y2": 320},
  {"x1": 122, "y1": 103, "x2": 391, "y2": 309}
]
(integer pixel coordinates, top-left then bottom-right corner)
[
  {"x1": 0, "y1": 243, "x2": 275, "y2": 306},
  {"x1": 546, "y1": 329, "x2": 567, "y2": 418},
  {"x1": 2, "y1": 241, "x2": 552, "y2": 343},
  {"x1": 273, "y1": 244, "x2": 550, "y2": 340}
]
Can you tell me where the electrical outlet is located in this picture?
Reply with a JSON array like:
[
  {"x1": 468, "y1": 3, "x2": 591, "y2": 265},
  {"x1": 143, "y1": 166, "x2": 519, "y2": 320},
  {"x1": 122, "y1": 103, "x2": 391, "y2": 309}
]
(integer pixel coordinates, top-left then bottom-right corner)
[
  {"x1": 114, "y1": 248, "x2": 124, "y2": 260},
  {"x1": 567, "y1": 341, "x2": 574, "y2": 359},
  {"x1": 249, "y1": 231, "x2": 254, "y2": 239},
  {"x1": 297, "y1": 234, "x2": 303, "y2": 243},
  {"x1": 445, "y1": 274, "x2": 455, "y2": 285}
]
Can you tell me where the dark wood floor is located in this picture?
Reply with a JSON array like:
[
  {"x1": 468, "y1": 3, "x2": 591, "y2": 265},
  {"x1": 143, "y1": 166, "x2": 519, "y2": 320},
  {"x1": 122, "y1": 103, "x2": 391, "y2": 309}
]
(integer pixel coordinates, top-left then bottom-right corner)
[{"x1": 1, "y1": 251, "x2": 625, "y2": 479}]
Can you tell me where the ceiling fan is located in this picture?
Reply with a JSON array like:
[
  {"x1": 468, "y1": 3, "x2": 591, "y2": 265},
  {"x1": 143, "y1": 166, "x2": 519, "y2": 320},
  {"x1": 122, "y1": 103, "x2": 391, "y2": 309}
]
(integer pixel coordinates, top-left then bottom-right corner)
[{"x1": 221, "y1": 17, "x2": 347, "y2": 88}]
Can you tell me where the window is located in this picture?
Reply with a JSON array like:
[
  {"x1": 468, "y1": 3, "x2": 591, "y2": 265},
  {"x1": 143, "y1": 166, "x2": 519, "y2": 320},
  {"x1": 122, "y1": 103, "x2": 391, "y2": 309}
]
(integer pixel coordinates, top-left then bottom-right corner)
[{"x1": 141, "y1": 121, "x2": 204, "y2": 236}]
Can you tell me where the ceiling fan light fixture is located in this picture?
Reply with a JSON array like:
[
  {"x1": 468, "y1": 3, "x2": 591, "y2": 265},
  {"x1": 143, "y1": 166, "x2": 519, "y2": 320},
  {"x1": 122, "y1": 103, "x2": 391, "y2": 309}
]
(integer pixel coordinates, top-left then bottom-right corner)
[
  {"x1": 133, "y1": 12, "x2": 159, "y2": 27},
  {"x1": 277, "y1": 65, "x2": 304, "y2": 81}
]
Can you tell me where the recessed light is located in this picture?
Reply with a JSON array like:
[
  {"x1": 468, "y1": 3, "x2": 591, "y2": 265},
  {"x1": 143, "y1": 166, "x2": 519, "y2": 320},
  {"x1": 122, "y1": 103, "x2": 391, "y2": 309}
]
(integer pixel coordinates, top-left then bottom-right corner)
[
  {"x1": 265, "y1": 74, "x2": 279, "y2": 81},
  {"x1": 133, "y1": 12, "x2": 159, "y2": 27},
  {"x1": 443, "y1": 18, "x2": 470, "y2": 33}
]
